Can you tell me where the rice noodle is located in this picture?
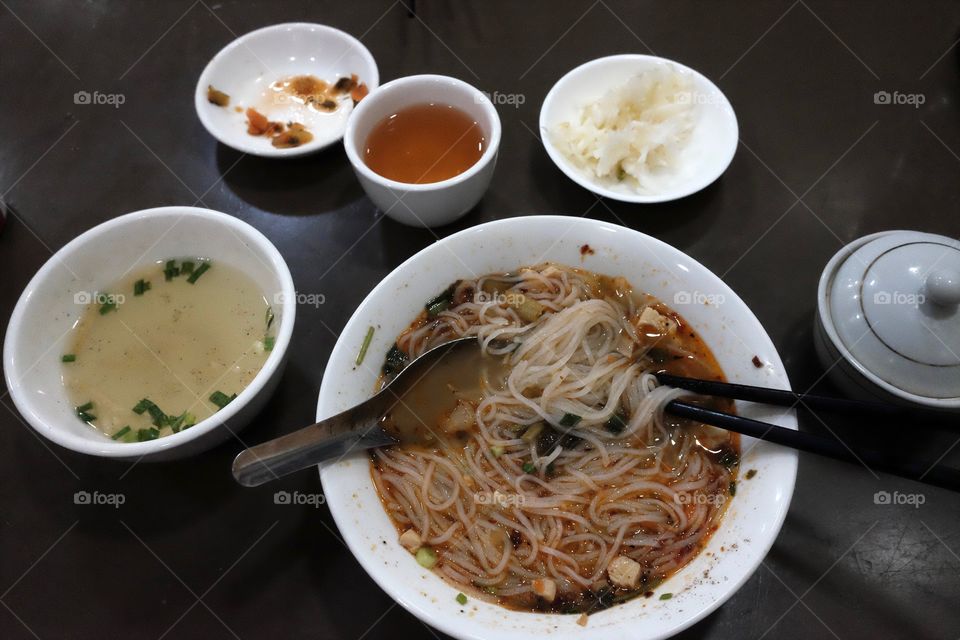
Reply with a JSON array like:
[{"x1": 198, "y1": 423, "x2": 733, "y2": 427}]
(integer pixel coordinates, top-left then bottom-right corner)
[{"x1": 372, "y1": 263, "x2": 737, "y2": 612}]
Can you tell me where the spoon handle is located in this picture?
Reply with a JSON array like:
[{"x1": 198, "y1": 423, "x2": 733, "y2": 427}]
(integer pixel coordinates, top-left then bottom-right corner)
[{"x1": 232, "y1": 401, "x2": 396, "y2": 487}]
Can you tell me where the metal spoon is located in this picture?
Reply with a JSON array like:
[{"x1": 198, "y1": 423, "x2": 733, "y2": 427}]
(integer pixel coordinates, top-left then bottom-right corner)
[{"x1": 232, "y1": 336, "x2": 479, "y2": 487}]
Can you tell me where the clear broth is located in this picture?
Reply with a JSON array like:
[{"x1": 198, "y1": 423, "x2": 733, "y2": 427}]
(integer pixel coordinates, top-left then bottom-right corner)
[{"x1": 62, "y1": 260, "x2": 273, "y2": 441}]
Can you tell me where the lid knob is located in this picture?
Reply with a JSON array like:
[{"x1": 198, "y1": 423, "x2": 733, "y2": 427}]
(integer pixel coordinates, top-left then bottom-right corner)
[{"x1": 926, "y1": 268, "x2": 960, "y2": 307}]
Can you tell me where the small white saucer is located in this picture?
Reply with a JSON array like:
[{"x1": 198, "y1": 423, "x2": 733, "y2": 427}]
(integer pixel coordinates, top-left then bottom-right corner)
[
  {"x1": 539, "y1": 54, "x2": 738, "y2": 203},
  {"x1": 195, "y1": 23, "x2": 379, "y2": 158}
]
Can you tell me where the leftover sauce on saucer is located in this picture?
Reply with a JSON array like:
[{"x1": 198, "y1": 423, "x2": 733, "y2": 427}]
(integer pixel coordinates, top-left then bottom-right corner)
[
  {"x1": 245, "y1": 108, "x2": 315, "y2": 148},
  {"x1": 236, "y1": 74, "x2": 368, "y2": 148},
  {"x1": 269, "y1": 73, "x2": 368, "y2": 112},
  {"x1": 207, "y1": 85, "x2": 230, "y2": 107}
]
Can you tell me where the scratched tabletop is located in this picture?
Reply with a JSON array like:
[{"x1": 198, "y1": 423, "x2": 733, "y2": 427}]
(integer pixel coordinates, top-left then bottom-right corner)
[{"x1": 1, "y1": 2, "x2": 959, "y2": 638}]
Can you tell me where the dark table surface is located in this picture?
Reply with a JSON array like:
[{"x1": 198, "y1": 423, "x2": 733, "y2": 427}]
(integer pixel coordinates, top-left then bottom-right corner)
[{"x1": 2, "y1": 1, "x2": 960, "y2": 638}]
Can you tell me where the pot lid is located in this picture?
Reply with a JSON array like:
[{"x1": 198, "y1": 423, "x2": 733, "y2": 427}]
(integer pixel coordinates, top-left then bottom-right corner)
[{"x1": 826, "y1": 230, "x2": 960, "y2": 400}]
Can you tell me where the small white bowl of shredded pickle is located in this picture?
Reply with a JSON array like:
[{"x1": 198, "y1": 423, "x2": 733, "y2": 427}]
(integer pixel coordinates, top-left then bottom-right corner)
[{"x1": 540, "y1": 54, "x2": 738, "y2": 203}]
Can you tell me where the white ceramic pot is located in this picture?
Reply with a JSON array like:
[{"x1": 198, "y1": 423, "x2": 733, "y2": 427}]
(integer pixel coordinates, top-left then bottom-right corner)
[{"x1": 816, "y1": 230, "x2": 960, "y2": 410}]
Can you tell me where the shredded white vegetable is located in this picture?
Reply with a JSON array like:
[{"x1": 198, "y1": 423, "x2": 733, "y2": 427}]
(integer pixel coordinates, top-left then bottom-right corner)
[{"x1": 550, "y1": 66, "x2": 697, "y2": 194}]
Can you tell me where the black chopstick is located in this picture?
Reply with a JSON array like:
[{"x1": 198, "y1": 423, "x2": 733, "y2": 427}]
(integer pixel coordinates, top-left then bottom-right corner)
[
  {"x1": 655, "y1": 373, "x2": 959, "y2": 429},
  {"x1": 666, "y1": 400, "x2": 960, "y2": 492}
]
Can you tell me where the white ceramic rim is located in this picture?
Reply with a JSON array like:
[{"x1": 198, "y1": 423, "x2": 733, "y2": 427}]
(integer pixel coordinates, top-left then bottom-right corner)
[
  {"x1": 194, "y1": 22, "x2": 379, "y2": 158},
  {"x1": 316, "y1": 215, "x2": 797, "y2": 640},
  {"x1": 539, "y1": 54, "x2": 739, "y2": 204},
  {"x1": 817, "y1": 230, "x2": 960, "y2": 409},
  {"x1": 2, "y1": 206, "x2": 297, "y2": 456},
  {"x1": 343, "y1": 74, "x2": 503, "y2": 192}
]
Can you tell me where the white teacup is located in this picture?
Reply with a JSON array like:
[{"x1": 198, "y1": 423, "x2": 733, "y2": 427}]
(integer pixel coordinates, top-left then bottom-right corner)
[{"x1": 343, "y1": 74, "x2": 501, "y2": 227}]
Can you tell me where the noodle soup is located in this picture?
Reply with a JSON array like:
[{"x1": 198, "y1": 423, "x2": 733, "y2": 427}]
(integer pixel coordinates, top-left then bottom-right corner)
[{"x1": 371, "y1": 263, "x2": 738, "y2": 615}]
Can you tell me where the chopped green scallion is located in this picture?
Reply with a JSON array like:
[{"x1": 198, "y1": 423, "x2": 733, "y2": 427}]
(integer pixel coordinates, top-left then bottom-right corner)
[
  {"x1": 133, "y1": 279, "x2": 151, "y2": 296},
  {"x1": 355, "y1": 326, "x2": 375, "y2": 366},
  {"x1": 559, "y1": 413, "x2": 582, "y2": 427},
  {"x1": 383, "y1": 343, "x2": 408, "y2": 375},
  {"x1": 99, "y1": 300, "x2": 117, "y2": 315},
  {"x1": 209, "y1": 390, "x2": 236, "y2": 409},
  {"x1": 111, "y1": 426, "x2": 131, "y2": 440},
  {"x1": 263, "y1": 336, "x2": 276, "y2": 352},
  {"x1": 137, "y1": 427, "x2": 160, "y2": 442},
  {"x1": 415, "y1": 546, "x2": 438, "y2": 569},
  {"x1": 61, "y1": 354, "x2": 76, "y2": 363},
  {"x1": 163, "y1": 260, "x2": 180, "y2": 281},
  {"x1": 490, "y1": 445, "x2": 505, "y2": 457},
  {"x1": 659, "y1": 593, "x2": 673, "y2": 601},
  {"x1": 424, "y1": 285, "x2": 455, "y2": 318},
  {"x1": 168, "y1": 412, "x2": 188, "y2": 433},
  {"x1": 131, "y1": 398, "x2": 168, "y2": 427},
  {"x1": 186, "y1": 262, "x2": 210, "y2": 284},
  {"x1": 455, "y1": 593, "x2": 468, "y2": 605},
  {"x1": 180, "y1": 261, "x2": 195, "y2": 275},
  {"x1": 76, "y1": 401, "x2": 96, "y2": 422},
  {"x1": 265, "y1": 306, "x2": 275, "y2": 329},
  {"x1": 604, "y1": 411, "x2": 628, "y2": 434},
  {"x1": 522, "y1": 462, "x2": 536, "y2": 474}
]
